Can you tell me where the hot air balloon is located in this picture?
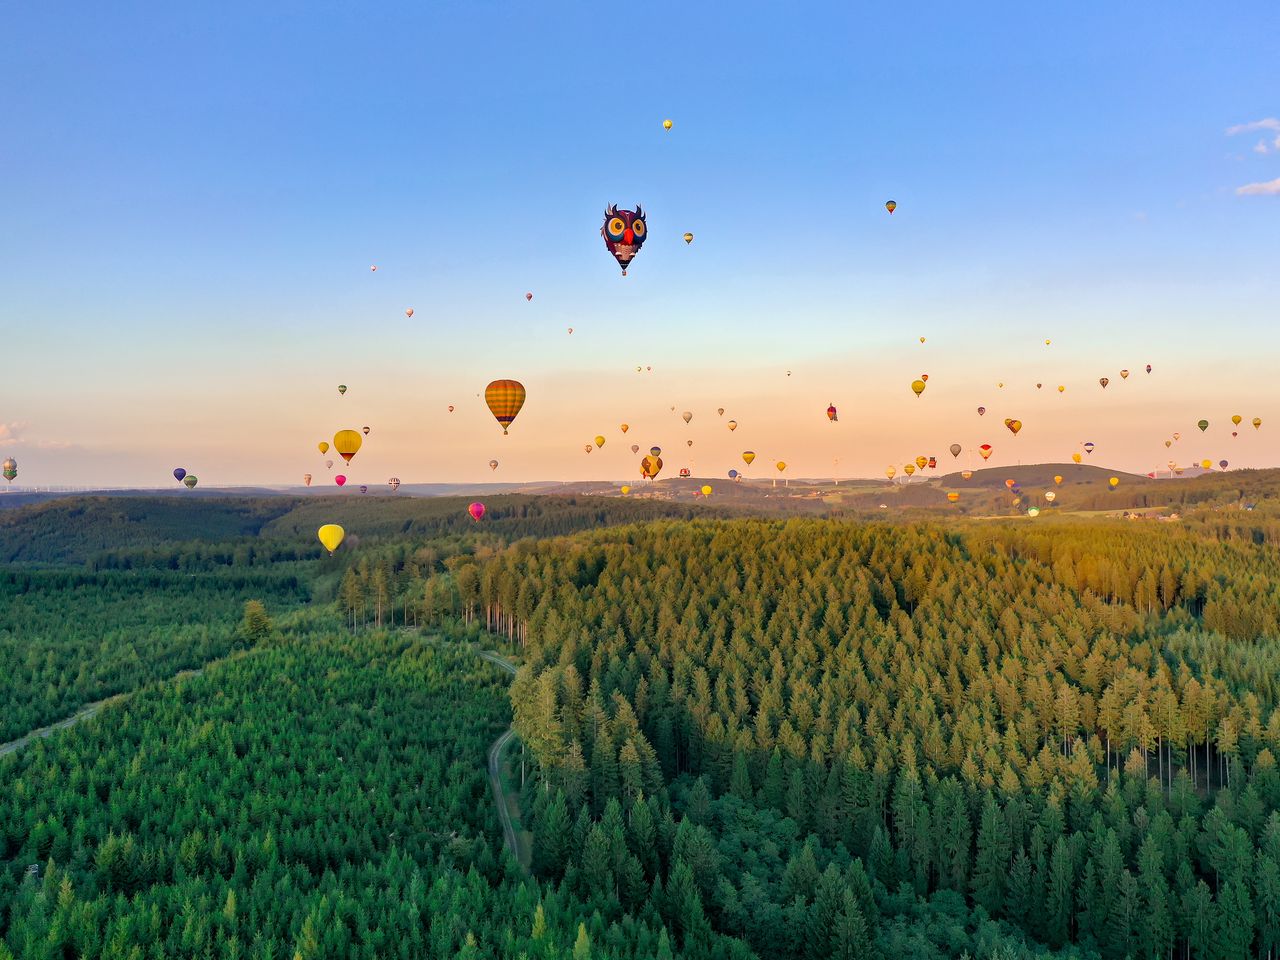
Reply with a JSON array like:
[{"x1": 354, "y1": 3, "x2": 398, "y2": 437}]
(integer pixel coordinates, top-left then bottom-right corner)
[
  {"x1": 928, "y1": 456, "x2": 937, "y2": 469},
  {"x1": 717, "y1": 408, "x2": 725, "y2": 416},
  {"x1": 1197, "y1": 420, "x2": 1209, "y2": 432},
  {"x1": 1254, "y1": 418, "x2": 1263, "y2": 429},
  {"x1": 1219, "y1": 460, "x2": 1229, "y2": 471},
  {"x1": 961, "y1": 471, "x2": 973, "y2": 480},
  {"x1": 630, "y1": 444, "x2": 640, "y2": 455},
  {"x1": 359, "y1": 485, "x2": 368, "y2": 494},
  {"x1": 1099, "y1": 378, "x2": 1109, "y2": 389},
  {"x1": 488, "y1": 460, "x2": 499, "y2": 471},
  {"x1": 650, "y1": 446, "x2": 662, "y2": 457},
  {"x1": 183, "y1": 475, "x2": 197, "y2": 489},
  {"x1": 1120, "y1": 369, "x2": 1129, "y2": 379},
  {"x1": 1053, "y1": 475, "x2": 1063, "y2": 485},
  {"x1": 447, "y1": 405, "x2": 455, "y2": 413},
  {"x1": 621, "y1": 485, "x2": 631, "y2": 494},
  {"x1": 742, "y1": 451, "x2": 756, "y2": 465},
  {"x1": 686, "y1": 439, "x2": 693, "y2": 448},
  {"x1": 1045, "y1": 339, "x2": 1051, "y2": 345},
  {"x1": 701, "y1": 485, "x2": 712, "y2": 496},
  {"x1": 920, "y1": 374, "x2": 929, "y2": 382},
  {"x1": 173, "y1": 468, "x2": 186, "y2": 482},
  {"x1": 915, "y1": 456, "x2": 928, "y2": 470},
  {"x1": 602, "y1": 204, "x2": 648, "y2": 275},
  {"x1": 1045, "y1": 491, "x2": 1056, "y2": 503},
  {"x1": 1165, "y1": 440, "x2": 1173, "y2": 448},
  {"x1": 468, "y1": 502, "x2": 486, "y2": 521},
  {"x1": 1108, "y1": 477, "x2": 1119, "y2": 489},
  {"x1": 728, "y1": 420, "x2": 738, "y2": 431},
  {"x1": 1036, "y1": 383, "x2": 1042, "y2": 390},
  {"x1": 567, "y1": 327, "x2": 573, "y2": 335},
  {"x1": 662, "y1": 119, "x2": 673, "y2": 131},
  {"x1": 947, "y1": 492, "x2": 960, "y2": 503},
  {"x1": 641, "y1": 455, "x2": 663, "y2": 479},
  {"x1": 1083, "y1": 442, "x2": 1095, "y2": 455},
  {"x1": 317, "y1": 524, "x2": 345, "y2": 555},
  {"x1": 1005, "y1": 479, "x2": 1017, "y2": 490},
  {"x1": 304, "y1": 474, "x2": 312, "y2": 486},
  {"x1": 949, "y1": 444, "x2": 962, "y2": 458},
  {"x1": 1058, "y1": 385, "x2": 1065, "y2": 393},
  {"x1": 370, "y1": 265, "x2": 377, "y2": 272},
  {"x1": 979, "y1": 444, "x2": 993, "y2": 460},
  {"x1": 683, "y1": 232, "x2": 694, "y2": 244},
  {"x1": 827, "y1": 404, "x2": 838, "y2": 422},
  {"x1": 2, "y1": 458, "x2": 17, "y2": 483},
  {"x1": 1027, "y1": 507, "x2": 1040, "y2": 517},
  {"x1": 911, "y1": 379, "x2": 926, "y2": 397},
  {"x1": 886, "y1": 466, "x2": 896, "y2": 479},
  {"x1": 620, "y1": 423, "x2": 629, "y2": 433},
  {"x1": 584, "y1": 444, "x2": 593, "y2": 454},
  {"x1": 1146, "y1": 364, "x2": 1152, "y2": 374},
  {"x1": 1005, "y1": 419, "x2": 1023, "y2": 436},
  {"x1": 776, "y1": 461, "x2": 786, "y2": 472},
  {"x1": 1232, "y1": 415, "x2": 1243, "y2": 426},
  {"x1": 525, "y1": 292, "x2": 533, "y2": 301},
  {"x1": 405, "y1": 308, "x2": 414, "y2": 318},
  {"x1": 1173, "y1": 433, "x2": 1181, "y2": 441},
  {"x1": 318, "y1": 442, "x2": 329, "y2": 454},
  {"x1": 335, "y1": 475, "x2": 347, "y2": 487},
  {"x1": 977, "y1": 406, "x2": 986, "y2": 416},
  {"x1": 325, "y1": 460, "x2": 334, "y2": 470},
  {"x1": 729, "y1": 469, "x2": 739, "y2": 479},
  {"x1": 886, "y1": 201, "x2": 897, "y2": 214},
  {"x1": 485, "y1": 379, "x2": 527, "y2": 434},
  {"x1": 362, "y1": 426, "x2": 370, "y2": 436},
  {"x1": 338, "y1": 385, "x2": 347, "y2": 396},
  {"x1": 682, "y1": 411, "x2": 692, "y2": 424},
  {"x1": 594, "y1": 435, "x2": 606, "y2": 448},
  {"x1": 1072, "y1": 453, "x2": 1082, "y2": 464},
  {"x1": 904, "y1": 464, "x2": 916, "y2": 476},
  {"x1": 333, "y1": 430, "x2": 363, "y2": 462}
]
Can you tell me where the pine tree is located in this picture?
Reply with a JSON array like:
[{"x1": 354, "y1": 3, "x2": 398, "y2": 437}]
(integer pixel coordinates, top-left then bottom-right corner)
[
  {"x1": 973, "y1": 792, "x2": 1010, "y2": 916},
  {"x1": 572, "y1": 923, "x2": 591, "y2": 960}
]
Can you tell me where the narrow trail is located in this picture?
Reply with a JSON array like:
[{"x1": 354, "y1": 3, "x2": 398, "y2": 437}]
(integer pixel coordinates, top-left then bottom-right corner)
[
  {"x1": 477, "y1": 649, "x2": 523, "y2": 868},
  {"x1": 0, "y1": 667, "x2": 204, "y2": 758}
]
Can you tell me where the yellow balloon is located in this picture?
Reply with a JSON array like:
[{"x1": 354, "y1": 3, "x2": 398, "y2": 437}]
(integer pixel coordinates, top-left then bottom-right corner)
[
  {"x1": 728, "y1": 420, "x2": 739, "y2": 431},
  {"x1": 333, "y1": 430, "x2": 363, "y2": 463},
  {"x1": 885, "y1": 466, "x2": 896, "y2": 479},
  {"x1": 683, "y1": 232, "x2": 694, "y2": 244},
  {"x1": 904, "y1": 463, "x2": 916, "y2": 475},
  {"x1": 620, "y1": 423, "x2": 629, "y2": 433},
  {"x1": 1053, "y1": 475, "x2": 1063, "y2": 485},
  {"x1": 594, "y1": 435, "x2": 606, "y2": 448},
  {"x1": 1057, "y1": 385, "x2": 1065, "y2": 393},
  {"x1": 1072, "y1": 453, "x2": 1083, "y2": 464},
  {"x1": 621, "y1": 485, "x2": 631, "y2": 495},
  {"x1": 1108, "y1": 477, "x2": 1119, "y2": 488},
  {"x1": 742, "y1": 451, "x2": 756, "y2": 465},
  {"x1": 662, "y1": 118, "x2": 673, "y2": 131},
  {"x1": 318, "y1": 441, "x2": 329, "y2": 454},
  {"x1": 1201, "y1": 459, "x2": 1212, "y2": 469},
  {"x1": 317, "y1": 524, "x2": 345, "y2": 556},
  {"x1": 915, "y1": 455, "x2": 928, "y2": 469},
  {"x1": 1232, "y1": 415, "x2": 1243, "y2": 426},
  {"x1": 776, "y1": 461, "x2": 786, "y2": 472},
  {"x1": 911, "y1": 379, "x2": 926, "y2": 397},
  {"x1": 701, "y1": 485, "x2": 712, "y2": 496},
  {"x1": 946, "y1": 492, "x2": 960, "y2": 503}
]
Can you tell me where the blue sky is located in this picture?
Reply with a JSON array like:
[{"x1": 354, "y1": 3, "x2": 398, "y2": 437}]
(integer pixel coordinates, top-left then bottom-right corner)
[{"x1": 1, "y1": 2, "x2": 1277, "y2": 486}]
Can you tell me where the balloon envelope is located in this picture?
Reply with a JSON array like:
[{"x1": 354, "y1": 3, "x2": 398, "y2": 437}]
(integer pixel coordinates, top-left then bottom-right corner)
[
  {"x1": 183, "y1": 475, "x2": 197, "y2": 489},
  {"x1": 742, "y1": 451, "x2": 756, "y2": 465},
  {"x1": 318, "y1": 442, "x2": 329, "y2": 454},
  {"x1": 173, "y1": 468, "x2": 186, "y2": 482},
  {"x1": 911, "y1": 379, "x2": 926, "y2": 397},
  {"x1": 485, "y1": 379, "x2": 527, "y2": 434},
  {"x1": 949, "y1": 443, "x2": 962, "y2": 458},
  {"x1": 701, "y1": 485, "x2": 712, "y2": 495},
  {"x1": 335, "y1": 475, "x2": 347, "y2": 486},
  {"x1": 317, "y1": 524, "x2": 345, "y2": 555},
  {"x1": 468, "y1": 502, "x2": 486, "y2": 521},
  {"x1": 333, "y1": 430, "x2": 363, "y2": 462}
]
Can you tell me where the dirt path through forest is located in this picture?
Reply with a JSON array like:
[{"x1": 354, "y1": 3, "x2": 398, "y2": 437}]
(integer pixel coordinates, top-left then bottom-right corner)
[
  {"x1": 0, "y1": 667, "x2": 204, "y2": 758},
  {"x1": 477, "y1": 649, "x2": 525, "y2": 868}
]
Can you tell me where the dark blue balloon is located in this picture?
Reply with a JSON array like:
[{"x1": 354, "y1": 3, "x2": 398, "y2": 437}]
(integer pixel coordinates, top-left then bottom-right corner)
[{"x1": 173, "y1": 468, "x2": 187, "y2": 482}]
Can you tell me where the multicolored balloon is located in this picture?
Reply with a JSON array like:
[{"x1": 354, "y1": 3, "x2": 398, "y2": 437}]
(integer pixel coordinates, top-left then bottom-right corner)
[
  {"x1": 979, "y1": 444, "x2": 993, "y2": 460},
  {"x1": 304, "y1": 474, "x2": 312, "y2": 486},
  {"x1": 827, "y1": 404, "x2": 838, "y2": 422},
  {"x1": 338, "y1": 384, "x2": 347, "y2": 396},
  {"x1": 886, "y1": 200, "x2": 897, "y2": 214},
  {"x1": 183, "y1": 475, "x2": 197, "y2": 489},
  {"x1": 486, "y1": 380, "x2": 527, "y2": 434},
  {"x1": 2, "y1": 458, "x2": 17, "y2": 483},
  {"x1": 602, "y1": 204, "x2": 647, "y2": 275}
]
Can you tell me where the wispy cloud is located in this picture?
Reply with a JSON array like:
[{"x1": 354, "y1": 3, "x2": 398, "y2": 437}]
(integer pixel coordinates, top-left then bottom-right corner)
[
  {"x1": 1236, "y1": 177, "x2": 1280, "y2": 196},
  {"x1": 1256, "y1": 140, "x2": 1271, "y2": 155},
  {"x1": 0, "y1": 422, "x2": 28, "y2": 442},
  {"x1": 1227, "y1": 118, "x2": 1280, "y2": 135}
]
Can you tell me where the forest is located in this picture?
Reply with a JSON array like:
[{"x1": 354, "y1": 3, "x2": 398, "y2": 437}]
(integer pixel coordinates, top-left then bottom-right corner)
[{"x1": 3, "y1": 483, "x2": 1280, "y2": 958}]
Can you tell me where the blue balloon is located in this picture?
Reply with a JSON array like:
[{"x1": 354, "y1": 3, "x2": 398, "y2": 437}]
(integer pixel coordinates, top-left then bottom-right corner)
[{"x1": 173, "y1": 468, "x2": 186, "y2": 482}]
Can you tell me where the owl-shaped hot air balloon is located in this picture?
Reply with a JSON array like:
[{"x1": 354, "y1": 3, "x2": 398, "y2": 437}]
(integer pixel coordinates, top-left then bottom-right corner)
[{"x1": 602, "y1": 204, "x2": 647, "y2": 275}]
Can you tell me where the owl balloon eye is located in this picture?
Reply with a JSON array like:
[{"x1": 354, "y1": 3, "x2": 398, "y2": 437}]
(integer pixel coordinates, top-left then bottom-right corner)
[
  {"x1": 607, "y1": 217, "x2": 626, "y2": 239},
  {"x1": 631, "y1": 219, "x2": 645, "y2": 238}
]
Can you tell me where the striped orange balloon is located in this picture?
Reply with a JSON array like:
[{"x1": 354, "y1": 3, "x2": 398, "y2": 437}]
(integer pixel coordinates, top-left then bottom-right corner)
[{"x1": 485, "y1": 379, "x2": 527, "y2": 435}]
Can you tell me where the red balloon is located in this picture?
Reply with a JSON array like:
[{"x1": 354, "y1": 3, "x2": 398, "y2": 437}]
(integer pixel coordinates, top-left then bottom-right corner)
[{"x1": 335, "y1": 475, "x2": 347, "y2": 486}]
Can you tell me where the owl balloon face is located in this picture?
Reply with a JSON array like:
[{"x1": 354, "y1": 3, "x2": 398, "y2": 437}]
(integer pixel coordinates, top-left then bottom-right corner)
[{"x1": 602, "y1": 204, "x2": 647, "y2": 275}]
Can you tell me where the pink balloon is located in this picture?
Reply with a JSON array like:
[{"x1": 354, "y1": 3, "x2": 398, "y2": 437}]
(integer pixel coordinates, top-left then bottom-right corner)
[
  {"x1": 467, "y1": 501, "x2": 485, "y2": 521},
  {"x1": 335, "y1": 475, "x2": 347, "y2": 486}
]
